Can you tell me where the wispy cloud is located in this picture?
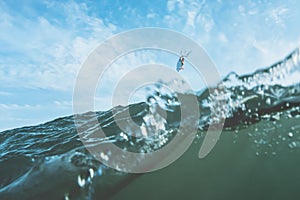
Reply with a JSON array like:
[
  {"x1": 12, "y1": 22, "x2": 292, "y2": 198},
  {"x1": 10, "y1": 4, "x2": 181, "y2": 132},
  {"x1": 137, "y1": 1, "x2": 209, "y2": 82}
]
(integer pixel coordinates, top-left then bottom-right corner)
[
  {"x1": 147, "y1": 13, "x2": 156, "y2": 19},
  {"x1": 218, "y1": 32, "x2": 228, "y2": 43},
  {"x1": 94, "y1": 50, "x2": 158, "y2": 109},
  {"x1": 0, "y1": 103, "x2": 42, "y2": 110},
  {"x1": 0, "y1": 91, "x2": 12, "y2": 96},
  {"x1": 164, "y1": 0, "x2": 216, "y2": 42},
  {"x1": 268, "y1": 6, "x2": 288, "y2": 27},
  {"x1": 0, "y1": 100, "x2": 73, "y2": 131},
  {"x1": 54, "y1": 100, "x2": 72, "y2": 108},
  {"x1": 187, "y1": 11, "x2": 196, "y2": 27},
  {"x1": 0, "y1": 1, "x2": 116, "y2": 91}
]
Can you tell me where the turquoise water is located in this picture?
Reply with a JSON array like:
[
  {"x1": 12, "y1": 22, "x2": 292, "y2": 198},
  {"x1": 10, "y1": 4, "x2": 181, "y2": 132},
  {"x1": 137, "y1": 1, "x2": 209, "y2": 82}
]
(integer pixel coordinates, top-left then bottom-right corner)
[{"x1": 0, "y1": 48, "x2": 300, "y2": 199}]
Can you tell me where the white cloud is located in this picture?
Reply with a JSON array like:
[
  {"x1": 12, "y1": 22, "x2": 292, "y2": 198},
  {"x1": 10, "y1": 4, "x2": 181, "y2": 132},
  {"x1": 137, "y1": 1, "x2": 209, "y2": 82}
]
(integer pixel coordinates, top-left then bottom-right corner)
[
  {"x1": 94, "y1": 50, "x2": 158, "y2": 107},
  {"x1": 187, "y1": 11, "x2": 196, "y2": 27},
  {"x1": 238, "y1": 5, "x2": 245, "y2": 15},
  {"x1": 167, "y1": 0, "x2": 184, "y2": 12},
  {"x1": 218, "y1": 32, "x2": 228, "y2": 43},
  {"x1": 0, "y1": 99, "x2": 74, "y2": 131},
  {"x1": 195, "y1": 14, "x2": 214, "y2": 33},
  {"x1": 147, "y1": 13, "x2": 156, "y2": 19},
  {"x1": 268, "y1": 6, "x2": 288, "y2": 27},
  {"x1": 254, "y1": 39, "x2": 298, "y2": 67},
  {"x1": 54, "y1": 100, "x2": 72, "y2": 107},
  {"x1": 248, "y1": 9, "x2": 258, "y2": 15},
  {"x1": 0, "y1": 1, "x2": 116, "y2": 91},
  {"x1": 0, "y1": 91, "x2": 12, "y2": 96},
  {"x1": 167, "y1": 0, "x2": 176, "y2": 11},
  {"x1": 0, "y1": 103, "x2": 41, "y2": 110},
  {"x1": 164, "y1": 0, "x2": 215, "y2": 42}
]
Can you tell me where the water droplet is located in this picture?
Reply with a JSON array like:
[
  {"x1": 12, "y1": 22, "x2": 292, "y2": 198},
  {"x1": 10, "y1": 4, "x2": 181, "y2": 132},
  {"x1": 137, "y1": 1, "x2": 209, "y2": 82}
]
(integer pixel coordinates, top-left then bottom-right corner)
[
  {"x1": 272, "y1": 114, "x2": 280, "y2": 121},
  {"x1": 288, "y1": 132, "x2": 293, "y2": 138},
  {"x1": 120, "y1": 132, "x2": 129, "y2": 141},
  {"x1": 288, "y1": 141, "x2": 297, "y2": 149},
  {"x1": 64, "y1": 193, "x2": 70, "y2": 200},
  {"x1": 288, "y1": 143, "x2": 293, "y2": 148},
  {"x1": 115, "y1": 165, "x2": 122, "y2": 171},
  {"x1": 100, "y1": 152, "x2": 109, "y2": 161},
  {"x1": 97, "y1": 167, "x2": 103, "y2": 176},
  {"x1": 147, "y1": 96, "x2": 156, "y2": 104},
  {"x1": 78, "y1": 175, "x2": 86, "y2": 187},
  {"x1": 266, "y1": 98, "x2": 271, "y2": 105},
  {"x1": 282, "y1": 137, "x2": 286, "y2": 141},
  {"x1": 259, "y1": 139, "x2": 265, "y2": 144},
  {"x1": 89, "y1": 168, "x2": 94, "y2": 178}
]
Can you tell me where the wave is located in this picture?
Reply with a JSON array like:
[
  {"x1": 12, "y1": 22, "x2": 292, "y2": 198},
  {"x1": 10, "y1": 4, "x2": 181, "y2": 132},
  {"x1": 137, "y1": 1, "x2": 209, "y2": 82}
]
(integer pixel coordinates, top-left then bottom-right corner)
[{"x1": 1, "y1": 47, "x2": 300, "y2": 199}]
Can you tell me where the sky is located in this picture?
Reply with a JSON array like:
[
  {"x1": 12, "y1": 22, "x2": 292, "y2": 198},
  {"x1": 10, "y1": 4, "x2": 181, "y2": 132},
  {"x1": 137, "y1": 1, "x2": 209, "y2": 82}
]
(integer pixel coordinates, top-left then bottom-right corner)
[{"x1": 1, "y1": 0, "x2": 300, "y2": 131}]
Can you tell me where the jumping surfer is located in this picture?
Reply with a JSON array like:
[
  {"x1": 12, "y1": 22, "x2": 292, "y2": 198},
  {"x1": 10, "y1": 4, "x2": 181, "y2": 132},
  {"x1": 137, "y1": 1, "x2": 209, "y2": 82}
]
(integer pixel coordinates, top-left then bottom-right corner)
[{"x1": 176, "y1": 50, "x2": 191, "y2": 72}]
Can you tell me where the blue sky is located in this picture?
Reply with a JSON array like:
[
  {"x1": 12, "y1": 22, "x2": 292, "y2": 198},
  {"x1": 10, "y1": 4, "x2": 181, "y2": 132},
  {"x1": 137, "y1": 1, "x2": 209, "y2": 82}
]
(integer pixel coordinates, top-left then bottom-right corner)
[{"x1": 1, "y1": 0, "x2": 300, "y2": 131}]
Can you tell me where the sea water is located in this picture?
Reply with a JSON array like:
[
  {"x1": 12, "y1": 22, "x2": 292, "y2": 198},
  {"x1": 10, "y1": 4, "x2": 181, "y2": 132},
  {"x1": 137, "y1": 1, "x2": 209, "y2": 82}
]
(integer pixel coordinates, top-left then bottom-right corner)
[{"x1": 0, "y1": 48, "x2": 300, "y2": 200}]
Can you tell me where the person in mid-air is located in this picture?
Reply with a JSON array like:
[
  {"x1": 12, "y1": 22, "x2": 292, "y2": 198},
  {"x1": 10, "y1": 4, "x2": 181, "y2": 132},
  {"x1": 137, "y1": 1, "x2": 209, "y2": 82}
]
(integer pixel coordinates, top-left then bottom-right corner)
[
  {"x1": 176, "y1": 50, "x2": 190, "y2": 72},
  {"x1": 177, "y1": 56, "x2": 185, "y2": 71},
  {"x1": 180, "y1": 56, "x2": 184, "y2": 70}
]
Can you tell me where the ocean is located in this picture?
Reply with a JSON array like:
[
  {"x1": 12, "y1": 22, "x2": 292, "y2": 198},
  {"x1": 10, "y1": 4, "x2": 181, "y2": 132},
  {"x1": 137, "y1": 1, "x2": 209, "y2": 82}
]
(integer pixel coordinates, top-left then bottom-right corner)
[{"x1": 0, "y1": 47, "x2": 300, "y2": 200}]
